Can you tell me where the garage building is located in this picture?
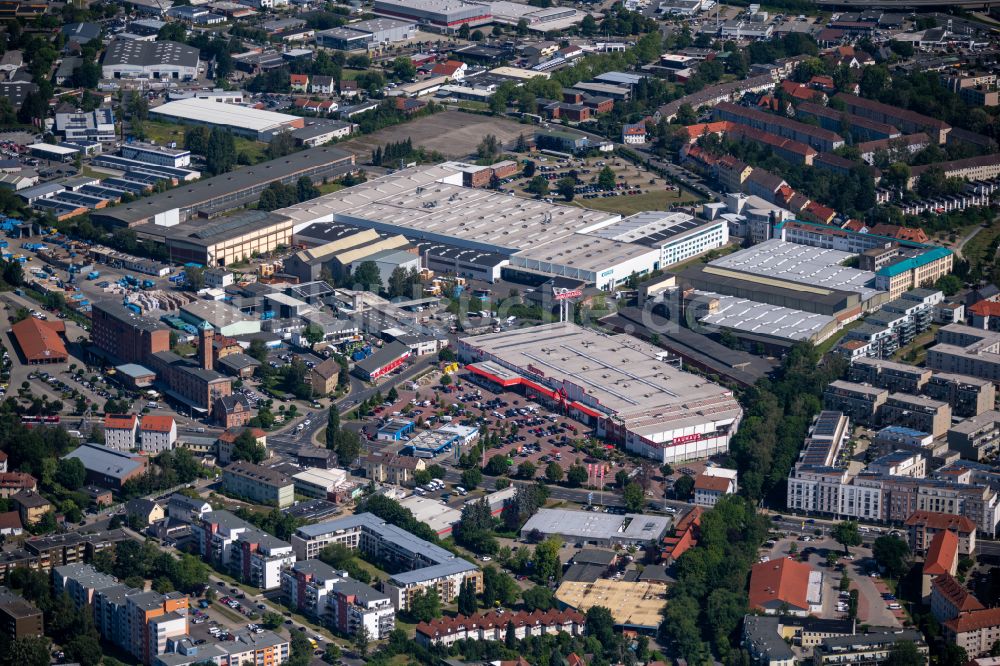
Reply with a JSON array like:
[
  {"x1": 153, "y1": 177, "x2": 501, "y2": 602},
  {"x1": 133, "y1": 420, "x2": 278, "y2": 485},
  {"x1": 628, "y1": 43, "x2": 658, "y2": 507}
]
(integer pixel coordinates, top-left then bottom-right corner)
[{"x1": 12, "y1": 317, "x2": 68, "y2": 364}]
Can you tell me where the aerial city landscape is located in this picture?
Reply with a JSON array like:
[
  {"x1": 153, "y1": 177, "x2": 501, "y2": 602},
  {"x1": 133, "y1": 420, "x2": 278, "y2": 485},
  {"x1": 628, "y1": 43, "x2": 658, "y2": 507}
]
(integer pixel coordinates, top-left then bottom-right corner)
[{"x1": 1, "y1": 0, "x2": 1000, "y2": 665}]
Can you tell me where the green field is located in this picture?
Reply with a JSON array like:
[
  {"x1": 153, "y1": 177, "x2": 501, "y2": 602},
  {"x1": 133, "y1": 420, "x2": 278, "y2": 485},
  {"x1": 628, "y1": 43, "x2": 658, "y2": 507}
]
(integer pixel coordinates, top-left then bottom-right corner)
[
  {"x1": 573, "y1": 188, "x2": 701, "y2": 216},
  {"x1": 142, "y1": 121, "x2": 267, "y2": 164}
]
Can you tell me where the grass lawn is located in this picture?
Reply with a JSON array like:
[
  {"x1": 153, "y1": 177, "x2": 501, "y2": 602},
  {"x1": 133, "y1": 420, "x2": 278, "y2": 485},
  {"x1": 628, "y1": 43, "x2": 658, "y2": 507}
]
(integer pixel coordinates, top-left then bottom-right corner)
[
  {"x1": 316, "y1": 181, "x2": 345, "y2": 195},
  {"x1": 572, "y1": 188, "x2": 701, "y2": 216},
  {"x1": 80, "y1": 165, "x2": 107, "y2": 180},
  {"x1": 212, "y1": 600, "x2": 251, "y2": 624},
  {"x1": 891, "y1": 325, "x2": 939, "y2": 364},
  {"x1": 816, "y1": 319, "x2": 863, "y2": 357},
  {"x1": 142, "y1": 121, "x2": 268, "y2": 164}
]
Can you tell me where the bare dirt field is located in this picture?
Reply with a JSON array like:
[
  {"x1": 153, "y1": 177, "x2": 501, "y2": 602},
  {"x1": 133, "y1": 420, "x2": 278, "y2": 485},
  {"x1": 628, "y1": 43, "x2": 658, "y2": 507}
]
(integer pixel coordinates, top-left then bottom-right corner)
[{"x1": 338, "y1": 110, "x2": 532, "y2": 160}]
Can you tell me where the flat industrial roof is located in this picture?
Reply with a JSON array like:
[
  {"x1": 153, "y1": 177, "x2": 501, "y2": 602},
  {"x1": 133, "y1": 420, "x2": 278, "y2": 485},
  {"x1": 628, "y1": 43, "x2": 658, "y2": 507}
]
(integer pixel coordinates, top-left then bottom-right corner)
[
  {"x1": 694, "y1": 291, "x2": 839, "y2": 343},
  {"x1": 588, "y1": 211, "x2": 722, "y2": 247},
  {"x1": 151, "y1": 98, "x2": 299, "y2": 132},
  {"x1": 513, "y1": 232, "x2": 659, "y2": 274},
  {"x1": 277, "y1": 164, "x2": 617, "y2": 255},
  {"x1": 710, "y1": 239, "x2": 880, "y2": 302},
  {"x1": 398, "y1": 495, "x2": 461, "y2": 533},
  {"x1": 521, "y1": 508, "x2": 671, "y2": 543},
  {"x1": 461, "y1": 323, "x2": 741, "y2": 438}
]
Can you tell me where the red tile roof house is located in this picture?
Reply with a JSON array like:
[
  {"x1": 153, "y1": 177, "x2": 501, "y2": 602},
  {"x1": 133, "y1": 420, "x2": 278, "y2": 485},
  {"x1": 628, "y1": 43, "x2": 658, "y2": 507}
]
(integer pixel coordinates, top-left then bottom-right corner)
[
  {"x1": 748, "y1": 557, "x2": 822, "y2": 616},
  {"x1": 945, "y1": 607, "x2": 1000, "y2": 658},
  {"x1": 290, "y1": 74, "x2": 309, "y2": 92},
  {"x1": 431, "y1": 60, "x2": 467, "y2": 81},
  {"x1": 415, "y1": 609, "x2": 585, "y2": 648},
  {"x1": 0, "y1": 472, "x2": 37, "y2": 499},
  {"x1": 931, "y1": 573, "x2": 984, "y2": 623},
  {"x1": 660, "y1": 506, "x2": 701, "y2": 563},
  {"x1": 104, "y1": 413, "x2": 139, "y2": 451},
  {"x1": 921, "y1": 529, "x2": 959, "y2": 601}
]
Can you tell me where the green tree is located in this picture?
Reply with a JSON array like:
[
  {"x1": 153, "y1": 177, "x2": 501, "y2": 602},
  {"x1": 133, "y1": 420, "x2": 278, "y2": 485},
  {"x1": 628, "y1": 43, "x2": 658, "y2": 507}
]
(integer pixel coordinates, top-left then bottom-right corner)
[
  {"x1": 517, "y1": 461, "x2": 536, "y2": 479},
  {"x1": 326, "y1": 405, "x2": 340, "y2": 449},
  {"x1": 533, "y1": 537, "x2": 562, "y2": 583},
  {"x1": 407, "y1": 588, "x2": 441, "y2": 622},
  {"x1": 482, "y1": 565, "x2": 519, "y2": 608},
  {"x1": 598, "y1": 166, "x2": 616, "y2": 190},
  {"x1": 352, "y1": 260, "x2": 383, "y2": 292},
  {"x1": 673, "y1": 474, "x2": 695, "y2": 500},
  {"x1": 5, "y1": 636, "x2": 51, "y2": 666},
  {"x1": 231, "y1": 429, "x2": 267, "y2": 464},
  {"x1": 565, "y1": 464, "x2": 588, "y2": 488},
  {"x1": 484, "y1": 454, "x2": 510, "y2": 476},
  {"x1": 457, "y1": 577, "x2": 478, "y2": 615},
  {"x1": 872, "y1": 535, "x2": 910, "y2": 579},
  {"x1": 585, "y1": 606, "x2": 616, "y2": 646},
  {"x1": 461, "y1": 467, "x2": 482, "y2": 489},
  {"x1": 832, "y1": 521, "x2": 862, "y2": 554},
  {"x1": 526, "y1": 175, "x2": 549, "y2": 196},
  {"x1": 556, "y1": 177, "x2": 576, "y2": 201},
  {"x1": 522, "y1": 160, "x2": 536, "y2": 178},
  {"x1": 54, "y1": 457, "x2": 86, "y2": 490},
  {"x1": 545, "y1": 462, "x2": 563, "y2": 483},
  {"x1": 885, "y1": 641, "x2": 926, "y2": 666},
  {"x1": 935, "y1": 274, "x2": 962, "y2": 296},
  {"x1": 457, "y1": 23, "x2": 470, "y2": 39},
  {"x1": 521, "y1": 585, "x2": 554, "y2": 611},
  {"x1": 205, "y1": 127, "x2": 237, "y2": 176},
  {"x1": 392, "y1": 56, "x2": 416, "y2": 80},
  {"x1": 623, "y1": 481, "x2": 645, "y2": 512}
]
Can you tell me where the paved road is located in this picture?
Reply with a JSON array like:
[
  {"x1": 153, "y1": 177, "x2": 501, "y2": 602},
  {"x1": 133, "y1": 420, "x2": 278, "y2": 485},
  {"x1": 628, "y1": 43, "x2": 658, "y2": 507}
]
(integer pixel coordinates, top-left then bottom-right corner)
[{"x1": 267, "y1": 355, "x2": 438, "y2": 457}]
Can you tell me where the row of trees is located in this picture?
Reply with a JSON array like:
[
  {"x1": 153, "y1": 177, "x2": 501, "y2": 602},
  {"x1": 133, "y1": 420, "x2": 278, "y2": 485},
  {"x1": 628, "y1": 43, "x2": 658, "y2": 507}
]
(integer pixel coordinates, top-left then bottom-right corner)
[{"x1": 257, "y1": 177, "x2": 321, "y2": 211}]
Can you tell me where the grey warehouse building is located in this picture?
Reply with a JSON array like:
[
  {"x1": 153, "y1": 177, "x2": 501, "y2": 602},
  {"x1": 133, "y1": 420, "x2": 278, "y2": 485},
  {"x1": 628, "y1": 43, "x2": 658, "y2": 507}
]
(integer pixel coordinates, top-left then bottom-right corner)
[
  {"x1": 520, "y1": 508, "x2": 671, "y2": 547},
  {"x1": 101, "y1": 39, "x2": 200, "y2": 80},
  {"x1": 90, "y1": 146, "x2": 355, "y2": 228},
  {"x1": 372, "y1": 0, "x2": 491, "y2": 31},
  {"x1": 315, "y1": 17, "x2": 416, "y2": 50}
]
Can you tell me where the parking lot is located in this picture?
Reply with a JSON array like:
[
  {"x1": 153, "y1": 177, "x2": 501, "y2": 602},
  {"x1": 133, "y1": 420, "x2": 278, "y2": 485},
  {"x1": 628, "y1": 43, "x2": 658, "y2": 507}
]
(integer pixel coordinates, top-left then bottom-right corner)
[
  {"x1": 761, "y1": 533, "x2": 903, "y2": 628},
  {"x1": 357, "y1": 370, "x2": 650, "y2": 505}
]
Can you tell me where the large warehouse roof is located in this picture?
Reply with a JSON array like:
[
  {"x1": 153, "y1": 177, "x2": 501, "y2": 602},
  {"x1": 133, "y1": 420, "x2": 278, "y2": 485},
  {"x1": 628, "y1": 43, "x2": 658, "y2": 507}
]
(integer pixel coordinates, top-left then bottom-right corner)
[
  {"x1": 150, "y1": 98, "x2": 299, "y2": 132},
  {"x1": 277, "y1": 164, "x2": 617, "y2": 254},
  {"x1": 460, "y1": 322, "x2": 742, "y2": 438},
  {"x1": 103, "y1": 39, "x2": 199, "y2": 68},
  {"x1": 709, "y1": 239, "x2": 880, "y2": 302},
  {"x1": 92, "y1": 146, "x2": 353, "y2": 226},
  {"x1": 693, "y1": 291, "x2": 840, "y2": 343}
]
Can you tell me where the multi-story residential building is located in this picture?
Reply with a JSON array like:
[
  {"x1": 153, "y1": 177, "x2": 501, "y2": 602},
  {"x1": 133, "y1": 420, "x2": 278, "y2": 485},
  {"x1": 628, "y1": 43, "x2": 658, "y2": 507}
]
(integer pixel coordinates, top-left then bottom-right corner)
[
  {"x1": 54, "y1": 562, "x2": 120, "y2": 608},
  {"x1": 362, "y1": 453, "x2": 426, "y2": 486},
  {"x1": 928, "y1": 324, "x2": 1000, "y2": 383},
  {"x1": 139, "y1": 415, "x2": 177, "y2": 454},
  {"x1": 848, "y1": 357, "x2": 931, "y2": 394},
  {"x1": 415, "y1": 609, "x2": 585, "y2": 648},
  {"x1": 905, "y1": 511, "x2": 977, "y2": 556},
  {"x1": 812, "y1": 629, "x2": 928, "y2": 665},
  {"x1": 823, "y1": 381, "x2": 888, "y2": 423},
  {"x1": 190, "y1": 510, "x2": 251, "y2": 569},
  {"x1": 0, "y1": 588, "x2": 43, "y2": 639},
  {"x1": 154, "y1": 630, "x2": 290, "y2": 666},
  {"x1": 290, "y1": 513, "x2": 481, "y2": 610},
  {"x1": 836, "y1": 93, "x2": 951, "y2": 143},
  {"x1": 713, "y1": 102, "x2": 845, "y2": 151},
  {"x1": 924, "y1": 373, "x2": 995, "y2": 418},
  {"x1": 949, "y1": 411, "x2": 1000, "y2": 462},
  {"x1": 231, "y1": 529, "x2": 296, "y2": 590},
  {"x1": 880, "y1": 393, "x2": 952, "y2": 438},
  {"x1": 931, "y1": 573, "x2": 984, "y2": 622},
  {"x1": 693, "y1": 468, "x2": 737, "y2": 507},
  {"x1": 867, "y1": 450, "x2": 925, "y2": 478},
  {"x1": 216, "y1": 427, "x2": 267, "y2": 465},
  {"x1": 327, "y1": 578, "x2": 395, "y2": 640},
  {"x1": 281, "y1": 559, "x2": 341, "y2": 619},
  {"x1": 0, "y1": 472, "x2": 36, "y2": 499},
  {"x1": 945, "y1": 608, "x2": 1000, "y2": 658},
  {"x1": 105, "y1": 413, "x2": 139, "y2": 450},
  {"x1": 166, "y1": 493, "x2": 212, "y2": 524},
  {"x1": 222, "y1": 461, "x2": 294, "y2": 508},
  {"x1": 921, "y1": 529, "x2": 959, "y2": 601}
]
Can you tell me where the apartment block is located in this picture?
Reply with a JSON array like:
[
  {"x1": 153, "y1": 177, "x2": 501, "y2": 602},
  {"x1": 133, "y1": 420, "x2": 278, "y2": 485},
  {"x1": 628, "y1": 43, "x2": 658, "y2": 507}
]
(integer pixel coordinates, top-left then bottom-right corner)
[
  {"x1": 836, "y1": 93, "x2": 951, "y2": 143},
  {"x1": 222, "y1": 461, "x2": 294, "y2": 508},
  {"x1": 0, "y1": 588, "x2": 43, "y2": 639},
  {"x1": 928, "y1": 324, "x2": 1000, "y2": 383},
  {"x1": 713, "y1": 102, "x2": 845, "y2": 151},
  {"x1": 880, "y1": 393, "x2": 952, "y2": 439},
  {"x1": 931, "y1": 573, "x2": 983, "y2": 623},
  {"x1": 949, "y1": 411, "x2": 1000, "y2": 462},
  {"x1": 104, "y1": 414, "x2": 139, "y2": 450},
  {"x1": 867, "y1": 450, "x2": 925, "y2": 478},
  {"x1": 848, "y1": 357, "x2": 931, "y2": 394},
  {"x1": 925, "y1": 373, "x2": 995, "y2": 418},
  {"x1": 813, "y1": 629, "x2": 927, "y2": 665},
  {"x1": 823, "y1": 380, "x2": 888, "y2": 424},
  {"x1": 415, "y1": 609, "x2": 584, "y2": 648},
  {"x1": 154, "y1": 630, "x2": 289, "y2": 666},
  {"x1": 905, "y1": 510, "x2": 977, "y2": 556},
  {"x1": 54, "y1": 561, "x2": 119, "y2": 608},
  {"x1": 231, "y1": 529, "x2": 296, "y2": 590},
  {"x1": 945, "y1": 608, "x2": 1000, "y2": 658},
  {"x1": 290, "y1": 513, "x2": 481, "y2": 610}
]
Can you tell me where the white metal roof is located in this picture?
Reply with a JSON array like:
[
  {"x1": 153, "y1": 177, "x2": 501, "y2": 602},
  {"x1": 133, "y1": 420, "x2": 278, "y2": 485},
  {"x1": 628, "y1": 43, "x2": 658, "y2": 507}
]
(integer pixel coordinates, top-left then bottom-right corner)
[{"x1": 151, "y1": 98, "x2": 299, "y2": 132}]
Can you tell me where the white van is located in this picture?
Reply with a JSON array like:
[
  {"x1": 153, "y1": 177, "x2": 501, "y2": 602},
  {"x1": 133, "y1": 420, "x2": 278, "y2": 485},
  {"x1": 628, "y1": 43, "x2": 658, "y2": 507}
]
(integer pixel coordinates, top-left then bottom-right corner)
[{"x1": 456, "y1": 486, "x2": 467, "y2": 495}]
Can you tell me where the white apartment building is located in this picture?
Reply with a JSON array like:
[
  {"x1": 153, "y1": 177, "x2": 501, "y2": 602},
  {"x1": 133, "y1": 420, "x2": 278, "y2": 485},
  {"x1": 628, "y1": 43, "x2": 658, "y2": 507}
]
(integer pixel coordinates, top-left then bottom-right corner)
[
  {"x1": 139, "y1": 415, "x2": 177, "y2": 454},
  {"x1": 233, "y1": 530, "x2": 296, "y2": 590},
  {"x1": 104, "y1": 414, "x2": 139, "y2": 451}
]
